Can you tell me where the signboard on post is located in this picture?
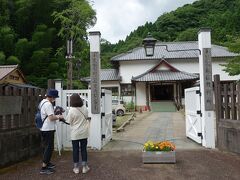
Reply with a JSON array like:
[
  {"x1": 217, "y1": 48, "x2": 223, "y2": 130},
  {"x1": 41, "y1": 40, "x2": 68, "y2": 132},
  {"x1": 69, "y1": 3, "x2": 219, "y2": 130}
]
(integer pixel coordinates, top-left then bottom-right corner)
[
  {"x1": 90, "y1": 52, "x2": 100, "y2": 114},
  {"x1": 202, "y1": 48, "x2": 213, "y2": 111}
]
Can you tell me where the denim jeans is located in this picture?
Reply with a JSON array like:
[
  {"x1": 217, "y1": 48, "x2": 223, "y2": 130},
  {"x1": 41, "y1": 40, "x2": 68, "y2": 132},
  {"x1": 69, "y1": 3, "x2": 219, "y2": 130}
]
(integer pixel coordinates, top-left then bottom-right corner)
[
  {"x1": 72, "y1": 138, "x2": 88, "y2": 166},
  {"x1": 41, "y1": 130, "x2": 55, "y2": 164}
]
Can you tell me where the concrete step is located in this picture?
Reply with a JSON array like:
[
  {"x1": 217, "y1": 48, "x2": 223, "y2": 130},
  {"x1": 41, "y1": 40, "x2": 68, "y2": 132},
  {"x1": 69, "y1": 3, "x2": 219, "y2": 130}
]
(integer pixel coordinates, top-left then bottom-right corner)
[{"x1": 150, "y1": 101, "x2": 176, "y2": 112}]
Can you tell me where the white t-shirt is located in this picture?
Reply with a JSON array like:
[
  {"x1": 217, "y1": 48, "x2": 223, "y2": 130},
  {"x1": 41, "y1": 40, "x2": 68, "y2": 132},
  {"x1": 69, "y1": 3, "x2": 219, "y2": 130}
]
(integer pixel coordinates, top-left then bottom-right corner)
[
  {"x1": 40, "y1": 99, "x2": 56, "y2": 131},
  {"x1": 66, "y1": 106, "x2": 89, "y2": 140}
]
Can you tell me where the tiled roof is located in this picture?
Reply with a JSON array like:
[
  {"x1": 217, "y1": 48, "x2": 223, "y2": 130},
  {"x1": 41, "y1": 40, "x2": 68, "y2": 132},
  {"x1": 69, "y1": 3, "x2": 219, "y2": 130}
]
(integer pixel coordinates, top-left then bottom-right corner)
[
  {"x1": 0, "y1": 83, "x2": 40, "y2": 89},
  {"x1": 111, "y1": 41, "x2": 238, "y2": 61},
  {"x1": 0, "y1": 65, "x2": 18, "y2": 80},
  {"x1": 81, "y1": 69, "x2": 121, "y2": 82},
  {"x1": 132, "y1": 71, "x2": 199, "y2": 82}
]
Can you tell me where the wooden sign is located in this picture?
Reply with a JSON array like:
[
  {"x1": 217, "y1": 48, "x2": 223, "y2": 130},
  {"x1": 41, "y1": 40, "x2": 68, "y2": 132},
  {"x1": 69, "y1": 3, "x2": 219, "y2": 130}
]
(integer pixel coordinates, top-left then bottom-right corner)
[
  {"x1": 0, "y1": 96, "x2": 22, "y2": 115},
  {"x1": 90, "y1": 52, "x2": 100, "y2": 114},
  {"x1": 202, "y1": 48, "x2": 213, "y2": 111}
]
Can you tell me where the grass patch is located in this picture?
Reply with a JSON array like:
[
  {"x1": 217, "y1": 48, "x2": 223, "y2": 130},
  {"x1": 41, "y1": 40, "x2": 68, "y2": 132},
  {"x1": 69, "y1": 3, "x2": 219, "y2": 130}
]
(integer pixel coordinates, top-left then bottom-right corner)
[{"x1": 113, "y1": 113, "x2": 132, "y2": 129}]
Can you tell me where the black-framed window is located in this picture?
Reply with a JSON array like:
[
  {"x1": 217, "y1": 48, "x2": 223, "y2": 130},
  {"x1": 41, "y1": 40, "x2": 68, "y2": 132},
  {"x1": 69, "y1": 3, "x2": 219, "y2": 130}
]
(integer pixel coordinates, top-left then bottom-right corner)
[{"x1": 121, "y1": 84, "x2": 133, "y2": 96}]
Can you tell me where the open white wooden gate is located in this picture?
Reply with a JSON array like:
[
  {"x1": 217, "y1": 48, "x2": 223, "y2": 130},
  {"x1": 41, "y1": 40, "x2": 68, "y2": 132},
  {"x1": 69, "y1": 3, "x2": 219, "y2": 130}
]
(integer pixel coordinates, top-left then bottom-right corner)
[
  {"x1": 101, "y1": 89, "x2": 112, "y2": 147},
  {"x1": 55, "y1": 87, "x2": 112, "y2": 150},
  {"x1": 185, "y1": 86, "x2": 202, "y2": 144}
]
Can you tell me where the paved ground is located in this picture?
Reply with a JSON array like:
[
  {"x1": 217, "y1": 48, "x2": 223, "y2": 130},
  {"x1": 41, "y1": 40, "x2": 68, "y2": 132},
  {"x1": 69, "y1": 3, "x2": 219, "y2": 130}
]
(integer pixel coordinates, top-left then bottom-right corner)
[
  {"x1": 1, "y1": 111, "x2": 240, "y2": 180},
  {"x1": 0, "y1": 149, "x2": 240, "y2": 180},
  {"x1": 104, "y1": 111, "x2": 202, "y2": 151}
]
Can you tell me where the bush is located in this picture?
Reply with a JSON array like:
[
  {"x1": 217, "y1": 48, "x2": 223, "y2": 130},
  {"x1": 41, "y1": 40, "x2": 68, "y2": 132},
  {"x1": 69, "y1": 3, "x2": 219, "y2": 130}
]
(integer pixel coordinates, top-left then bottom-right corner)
[
  {"x1": 125, "y1": 101, "x2": 135, "y2": 112},
  {"x1": 6, "y1": 56, "x2": 20, "y2": 65}
]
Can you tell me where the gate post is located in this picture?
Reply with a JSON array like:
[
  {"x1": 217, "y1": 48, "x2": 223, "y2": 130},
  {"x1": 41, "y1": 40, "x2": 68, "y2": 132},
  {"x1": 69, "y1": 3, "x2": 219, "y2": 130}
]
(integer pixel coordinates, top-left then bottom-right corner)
[
  {"x1": 54, "y1": 79, "x2": 63, "y2": 152},
  {"x1": 198, "y1": 28, "x2": 215, "y2": 148},
  {"x1": 55, "y1": 79, "x2": 63, "y2": 107},
  {"x1": 89, "y1": 31, "x2": 102, "y2": 150}
]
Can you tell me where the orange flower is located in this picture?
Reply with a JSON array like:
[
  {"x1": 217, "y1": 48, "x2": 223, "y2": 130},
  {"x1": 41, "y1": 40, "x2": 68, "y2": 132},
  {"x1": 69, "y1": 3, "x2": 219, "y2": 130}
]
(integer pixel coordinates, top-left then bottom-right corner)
[{"x1": 144, "y1": 140, "x2": 175, "y2": 151}]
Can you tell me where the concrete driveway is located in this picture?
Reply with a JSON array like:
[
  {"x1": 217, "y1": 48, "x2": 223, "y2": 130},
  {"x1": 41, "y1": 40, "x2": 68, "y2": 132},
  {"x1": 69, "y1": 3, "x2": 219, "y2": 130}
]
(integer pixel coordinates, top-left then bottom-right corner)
[{"x1": 104, "y1": 111, "x2": 202, "y2": 151}]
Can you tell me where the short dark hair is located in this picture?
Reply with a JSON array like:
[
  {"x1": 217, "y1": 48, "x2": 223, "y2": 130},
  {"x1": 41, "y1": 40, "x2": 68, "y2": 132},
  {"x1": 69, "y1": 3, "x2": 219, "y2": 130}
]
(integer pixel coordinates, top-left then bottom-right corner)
[{"x1": 70, "y1": 93, "x2": 83, "y2": 107}]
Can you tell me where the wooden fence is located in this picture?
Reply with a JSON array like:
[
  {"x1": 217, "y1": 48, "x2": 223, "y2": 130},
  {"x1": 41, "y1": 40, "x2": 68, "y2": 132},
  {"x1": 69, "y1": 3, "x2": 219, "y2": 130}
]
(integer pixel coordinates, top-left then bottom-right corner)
[
  {"x1": 214, "y1": 75, "x2": 240, "y2": 154},
  {"x1": 0, "y1": 83, "x2": 45, "y2": 168}
]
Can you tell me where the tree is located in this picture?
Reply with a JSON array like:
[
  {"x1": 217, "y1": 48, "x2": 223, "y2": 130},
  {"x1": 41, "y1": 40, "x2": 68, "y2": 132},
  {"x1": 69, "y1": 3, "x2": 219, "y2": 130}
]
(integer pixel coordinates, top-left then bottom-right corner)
[
  {"x1": 0, "y1": 51, "x2": 6, "y2": 65},
  {"x1": 176, "y1": 28, "x2": 198, "y2": 41},
  {"x1": 52, "y1": 0, "x2": 96, "y2": 88},
  {"x1": 222, "y1": 57, "x2": 240, "y2": 76},
  {"x1": 6, "y1": 55, "x2": 20, "y2": 65},
  {"x1": 0, "y1": 0, "x2": 10, "y2": 26},
  {"x1": 0, "y1": 26, "x2": 15, "y2": 56},
  {"x1": 223, "y1": 37, "x2": 240, "y2": 76},
  {"x1": 52, "y1": 0, "x2": 96, "y2": 43}
]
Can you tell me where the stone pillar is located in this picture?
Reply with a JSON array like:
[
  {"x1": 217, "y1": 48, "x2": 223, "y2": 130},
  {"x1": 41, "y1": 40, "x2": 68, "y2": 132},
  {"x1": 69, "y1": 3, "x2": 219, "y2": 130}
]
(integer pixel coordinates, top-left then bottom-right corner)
[
  {"x1": 89, "y1": 31, "x2": 102, "y2": 150},
  {"x1": 198, "y1": 28, "x2": 215, "y2": 148}
]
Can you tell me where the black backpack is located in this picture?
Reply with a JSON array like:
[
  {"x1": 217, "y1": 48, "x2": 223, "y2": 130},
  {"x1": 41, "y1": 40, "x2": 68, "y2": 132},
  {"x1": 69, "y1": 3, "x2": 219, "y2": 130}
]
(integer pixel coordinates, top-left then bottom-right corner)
[{"x1": 35, "y1": 101, "x2": 48, "y2": 129}]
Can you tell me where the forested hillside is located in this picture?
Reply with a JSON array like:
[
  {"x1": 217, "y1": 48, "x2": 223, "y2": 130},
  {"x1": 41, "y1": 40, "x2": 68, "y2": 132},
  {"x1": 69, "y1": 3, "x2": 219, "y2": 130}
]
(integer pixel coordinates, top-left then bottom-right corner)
[
  {"x1": 101, "y1": 0, "x2": 240, "y2": 75},
  {"x1": 0, "y1": 0, "x2": 239, "y2": 89},
  {"x1": 0, "y1": 0, "x2": 96, "y2": 88}
]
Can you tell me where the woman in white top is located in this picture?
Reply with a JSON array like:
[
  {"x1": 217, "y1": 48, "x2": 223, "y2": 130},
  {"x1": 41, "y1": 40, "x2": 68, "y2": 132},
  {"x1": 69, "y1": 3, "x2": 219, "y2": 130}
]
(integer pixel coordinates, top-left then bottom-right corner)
[{"x1": 66, "y1": 93, "x2": 90, "y2": 174}]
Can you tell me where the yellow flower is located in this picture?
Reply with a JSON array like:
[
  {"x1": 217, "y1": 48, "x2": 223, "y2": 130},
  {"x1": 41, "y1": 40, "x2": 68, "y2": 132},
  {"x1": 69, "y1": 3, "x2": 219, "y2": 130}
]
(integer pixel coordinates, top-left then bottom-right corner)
[{"x1": 144, "y1": 140, "x2": 175, "y2": 151}]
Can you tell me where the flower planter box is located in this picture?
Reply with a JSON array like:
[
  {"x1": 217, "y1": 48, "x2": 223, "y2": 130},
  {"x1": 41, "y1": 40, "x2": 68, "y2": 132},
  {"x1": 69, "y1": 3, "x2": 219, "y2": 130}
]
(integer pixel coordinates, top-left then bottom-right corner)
[{"x1": 142, "y1": 150, "x2": 176, "y2": 164}]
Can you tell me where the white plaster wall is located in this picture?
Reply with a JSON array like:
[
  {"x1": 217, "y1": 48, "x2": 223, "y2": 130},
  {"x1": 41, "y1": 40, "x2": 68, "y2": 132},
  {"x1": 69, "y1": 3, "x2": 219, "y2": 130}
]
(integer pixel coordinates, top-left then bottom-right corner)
[
  {"x1": 158, "y1": 64, "x2": 170, "y2": 71},
  {"x1": 119, "y1": 58, "x2": 240, "y2": 83},
  {"x1": 136, "y1": 82, "x2": 146, "y2": 106},
  {"x1": 119, "y1": 61, "x2": 158, "y2": 83},
  {"x1": 169, "y1": 59, "x2": 240, "y2": 81}
]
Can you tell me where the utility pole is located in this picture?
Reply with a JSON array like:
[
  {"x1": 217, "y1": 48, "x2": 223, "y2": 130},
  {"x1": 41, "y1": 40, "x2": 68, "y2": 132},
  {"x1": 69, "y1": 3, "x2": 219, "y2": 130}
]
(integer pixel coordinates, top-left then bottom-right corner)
[{"x1": 66, "y1": 39, "x2": 75, "y2": 89}]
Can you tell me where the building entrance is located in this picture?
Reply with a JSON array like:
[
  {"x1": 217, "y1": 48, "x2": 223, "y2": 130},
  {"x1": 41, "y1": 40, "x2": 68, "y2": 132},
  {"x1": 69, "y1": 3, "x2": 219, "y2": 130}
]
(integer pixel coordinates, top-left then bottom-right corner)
[{"x1": 150, "y1": 84, "x2": 174, "y2": 101}]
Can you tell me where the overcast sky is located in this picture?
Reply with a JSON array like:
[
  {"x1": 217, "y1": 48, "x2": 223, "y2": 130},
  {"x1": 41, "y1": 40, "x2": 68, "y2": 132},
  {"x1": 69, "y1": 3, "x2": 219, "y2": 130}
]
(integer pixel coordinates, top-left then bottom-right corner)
[{"x1": 88, "y1": 0, "x2": 196, "y2": 44}]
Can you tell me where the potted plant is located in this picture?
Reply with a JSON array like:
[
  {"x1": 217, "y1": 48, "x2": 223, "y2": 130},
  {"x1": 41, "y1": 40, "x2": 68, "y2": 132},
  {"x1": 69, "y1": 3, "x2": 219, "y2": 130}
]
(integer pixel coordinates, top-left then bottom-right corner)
[{"x1": 142, "y1": 140, "x2": 176, "y2": 164}]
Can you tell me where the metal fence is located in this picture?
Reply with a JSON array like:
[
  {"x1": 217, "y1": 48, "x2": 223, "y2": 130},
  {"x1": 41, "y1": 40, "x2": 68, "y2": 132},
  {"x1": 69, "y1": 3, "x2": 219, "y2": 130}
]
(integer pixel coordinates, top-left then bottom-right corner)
[
  {"x1": 0, "y1": 83, "x2": 45, "y2": 168},
  {"x1": 214, "y1": 75, "x2": 240, "y2": 154}
]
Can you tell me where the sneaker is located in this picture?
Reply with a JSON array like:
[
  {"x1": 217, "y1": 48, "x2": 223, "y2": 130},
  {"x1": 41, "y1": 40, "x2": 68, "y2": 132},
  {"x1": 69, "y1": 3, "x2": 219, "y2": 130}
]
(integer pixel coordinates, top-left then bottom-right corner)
[
  {"x1": 40, "y1": 167, "x2": 54, "y2": 175},
  {"x1": 47, "y1": 162, "x2": 56, "y2": 169},
  {"x1": 82, "y1": 165, "x2": 90, "y2": 174},
  {"x1": 73, "y1": 167, "x2": 80, "y2": 174}
]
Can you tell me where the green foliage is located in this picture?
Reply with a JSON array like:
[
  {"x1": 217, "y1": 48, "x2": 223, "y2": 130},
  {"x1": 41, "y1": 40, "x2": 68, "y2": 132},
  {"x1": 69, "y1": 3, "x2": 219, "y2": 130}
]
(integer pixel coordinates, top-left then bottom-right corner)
[
  {"x1": 0, "y1": 0, "x2": 10, "y2": 25},
  {"x1": 222, "y1": 57, "x2": 240, "y2": 76},
  {"x1": 0, "y1": 51, "x2": 6, "y2": 65},
  {"x1": 125, "y1": 101, "x2": 135, "y2": 112},
  {"x1": 0, "y1": 26, "x2": 16, "y2": 56},
  {"x1": 176, "y1": 28, "x2": 198, "y2": 41},
  {"x1": 0, "y1": 0, "x2": 96, "y2": 88},
  {"x1": 52, "y1": 0, "x2": 96, "y2": 41},
  {"x1": 6, "y1": 56, "x2": 20, "y2": 65}
]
